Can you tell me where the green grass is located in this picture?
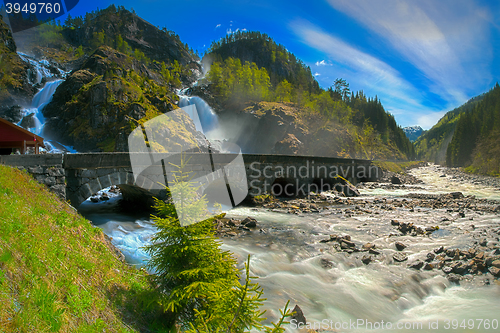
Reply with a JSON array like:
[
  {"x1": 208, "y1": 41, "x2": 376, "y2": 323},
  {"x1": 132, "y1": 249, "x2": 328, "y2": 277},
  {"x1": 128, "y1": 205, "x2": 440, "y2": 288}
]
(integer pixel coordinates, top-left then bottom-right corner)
[
  {"x1": 373, "y1": 160, "x2": 424, "y2": 174},
  {"x1": 0, "y1": 165, "x2": 171, "y2": 332}
]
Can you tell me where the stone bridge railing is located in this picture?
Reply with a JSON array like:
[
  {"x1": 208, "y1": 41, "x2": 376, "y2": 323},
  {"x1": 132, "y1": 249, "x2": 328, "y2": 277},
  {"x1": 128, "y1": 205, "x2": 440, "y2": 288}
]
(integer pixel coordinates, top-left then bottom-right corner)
[{"x1": 0, "y1": 153, "x2": 381, "y2": 207}]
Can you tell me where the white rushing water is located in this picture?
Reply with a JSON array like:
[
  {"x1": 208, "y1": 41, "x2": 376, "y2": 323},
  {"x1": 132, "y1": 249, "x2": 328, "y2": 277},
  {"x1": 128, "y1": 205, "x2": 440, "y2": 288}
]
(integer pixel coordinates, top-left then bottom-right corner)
[
  {"x1": 15, "y1": 53, "x2": 76, "y2": 153},
  {"x1": 17, "y1": 79, "x2": 64, "y2": 136},
  {"x1": 178, "y1": 95, "x2": 223, "y2": 140},
  {"x1": 17, "y1": 52, "x2": 65, "y2": 85},
  {"x1": 359, "y1": 164, "x2": 500, "y2": 201},
  {"x1": 81, "y1": 167, "x2": 500, "y2": 333}
]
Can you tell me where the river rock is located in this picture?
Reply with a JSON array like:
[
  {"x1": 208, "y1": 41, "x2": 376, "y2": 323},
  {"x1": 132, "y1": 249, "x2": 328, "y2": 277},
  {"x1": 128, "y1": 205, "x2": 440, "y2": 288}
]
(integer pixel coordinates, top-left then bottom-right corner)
[
  {"x1": 450, "y1": 192, "x2": 464, "y2": 199},
  {"x1": 409, "y1": 261, "x2": 424, "y2": 270},
  {"x1": 340, "y1": 239, "x2": 356, "y2": 249},
  {"x1": 491, "y1": 260, "x2": 500, "y2": 268},
  {"x1": 475, "y1": 252, "x2": 485, "y2": 260},
  {"x1": 241, "y1": 217, "x2": 257, "y2": 228},
  {"x1": 361, "y1": 255, "x2": 372, "y2": 265},
  {"x1": 390, "y1": 176, "x2": 402, "y2": 184},
  {"x1": 395, "y1": 242, "x2": 406, "y2": 251},
  {"x1": 423, "y1": 263, "x2": 434, "y2": 270},
  {"x1": 489, "y1": 267, "x2": 500, "y2": 277},
  {"x1": 466, "y1": 248, "x2": 477, "y2": 258},
  {"x1": 320, "y1": 258, "x2": 334, "y2": 269},
  {"x1": 447, "y1": 273, "x2": 461, "y2": 283},
  {"x1": 291, "y1": 305, "x2": 306, "y2": 325},
  {"x1": 434, "y1": 246, "x2": 444, "y2": 254},
  {"x1": 451, "y1": 262, "x2": 467, "y2": 274},
  {"x1": 393, "y1": 253, "x2": 408, "y2": 262},
  {"x1": 362, "y1": 243, "x2": 375, "y2": 251}
]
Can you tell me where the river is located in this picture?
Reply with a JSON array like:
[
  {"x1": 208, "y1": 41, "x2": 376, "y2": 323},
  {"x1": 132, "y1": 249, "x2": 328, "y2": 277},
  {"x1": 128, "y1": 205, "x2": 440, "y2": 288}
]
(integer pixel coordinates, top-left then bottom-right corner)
[{"x1": 77, "y1": 164, "x2": 500, "y2": 332}]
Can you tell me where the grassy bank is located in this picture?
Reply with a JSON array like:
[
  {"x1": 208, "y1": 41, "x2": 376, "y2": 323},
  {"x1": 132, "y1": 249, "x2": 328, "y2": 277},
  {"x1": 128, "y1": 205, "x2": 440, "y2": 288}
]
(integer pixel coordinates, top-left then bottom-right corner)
[
  {"x1": 0, "y1": 165, "x2": 168, "y2": 332},
  {"x1": 372, "y1": 160, "x2": 425, "y2": 174}
]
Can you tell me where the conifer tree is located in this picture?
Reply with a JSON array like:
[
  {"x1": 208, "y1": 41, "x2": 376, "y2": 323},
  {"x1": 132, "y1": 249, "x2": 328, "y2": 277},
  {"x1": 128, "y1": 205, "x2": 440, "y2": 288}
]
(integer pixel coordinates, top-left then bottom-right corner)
[{"x1": 145, "y1": 157, "x2": 291, "y2": 331}]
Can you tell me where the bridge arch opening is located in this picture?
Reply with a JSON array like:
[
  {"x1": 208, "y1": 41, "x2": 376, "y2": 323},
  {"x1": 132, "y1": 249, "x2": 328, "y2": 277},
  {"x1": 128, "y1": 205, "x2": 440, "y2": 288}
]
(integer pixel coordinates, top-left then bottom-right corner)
[{"x1": 271, "y1": 178, "x2": 296, "y2": 198}]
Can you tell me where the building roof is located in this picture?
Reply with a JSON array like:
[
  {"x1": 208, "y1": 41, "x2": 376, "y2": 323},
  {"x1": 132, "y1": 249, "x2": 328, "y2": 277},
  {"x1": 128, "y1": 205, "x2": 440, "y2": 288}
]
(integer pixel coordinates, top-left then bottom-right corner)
[{"x1": 0, "y1": 117, "x2": 45, "y2": 147}]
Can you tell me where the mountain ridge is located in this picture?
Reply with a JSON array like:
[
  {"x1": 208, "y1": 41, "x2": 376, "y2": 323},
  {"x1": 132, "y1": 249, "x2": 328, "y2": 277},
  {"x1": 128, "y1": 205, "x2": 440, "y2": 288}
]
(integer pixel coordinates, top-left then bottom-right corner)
[{"x1": 402, "y1": 126, "x2": 423, "y2": 142}]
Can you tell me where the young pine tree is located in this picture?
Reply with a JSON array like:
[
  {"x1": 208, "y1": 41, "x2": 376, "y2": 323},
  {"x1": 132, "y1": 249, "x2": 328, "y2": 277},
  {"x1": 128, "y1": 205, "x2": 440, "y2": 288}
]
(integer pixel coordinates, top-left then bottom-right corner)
[{"x1": 145, "y1": 157, "x2": 290, "y2": 332}]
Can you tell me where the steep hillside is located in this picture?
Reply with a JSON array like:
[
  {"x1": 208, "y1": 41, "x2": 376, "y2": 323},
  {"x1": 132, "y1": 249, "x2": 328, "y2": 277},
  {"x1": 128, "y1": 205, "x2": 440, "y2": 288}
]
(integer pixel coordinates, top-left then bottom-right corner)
[
  {"x1": 0, "y1": 165, "x2": 168, "y2": 331},
  {"x1": 446, "y1": 83, "x2": 500, "y2": 176},
  {"x1": 43, "y1": 46, "x2": 183, "y2": 151},
  {"x1": 35, "y1": 6, "x2": 201, "y2": 152},
  {"x1": 62, "y1": 5, "x2": 198, "y2": 67},
  {"x1": 197, "y1": 32, "x2": 415, "y2": 160},
  {"x1": 208, "y1": 30, "x2": 320, "y2": 93},
  {"x1": 414, "y1": 94, "x2": 485, "y2": 164}
]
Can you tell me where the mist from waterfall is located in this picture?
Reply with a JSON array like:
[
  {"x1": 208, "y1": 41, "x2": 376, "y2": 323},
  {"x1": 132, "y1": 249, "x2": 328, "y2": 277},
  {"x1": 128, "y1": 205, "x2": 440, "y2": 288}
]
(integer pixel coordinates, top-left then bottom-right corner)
[
  {"x1": 178, "y1": 95, "x2": 221, "y2": 139},
  {"x1": 178, "y1": 94, "x2": 243, "y2": 153}
]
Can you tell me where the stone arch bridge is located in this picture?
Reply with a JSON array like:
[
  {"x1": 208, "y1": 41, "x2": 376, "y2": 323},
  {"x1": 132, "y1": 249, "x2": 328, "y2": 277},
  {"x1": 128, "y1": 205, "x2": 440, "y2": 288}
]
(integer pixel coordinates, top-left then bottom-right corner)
[{"x1": 0, "y1": 153, "x2": 381, "y2": 207}]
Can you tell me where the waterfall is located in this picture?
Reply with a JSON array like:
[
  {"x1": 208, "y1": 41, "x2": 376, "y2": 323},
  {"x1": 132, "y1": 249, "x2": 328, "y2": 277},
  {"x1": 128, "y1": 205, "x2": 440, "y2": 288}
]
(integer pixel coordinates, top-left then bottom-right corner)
[
  {"x1": 17, "y1": 52, "x2": 64, "y2": 85},
  {"x1": 178, "y1": 95, "x2": 223, "y2": 140},
  {"x1": 15, "y1": 53, "x2": 72, "y2": 153},
  {"x1": 17, "y1": 79, "x2": 63, "y2": 136}
]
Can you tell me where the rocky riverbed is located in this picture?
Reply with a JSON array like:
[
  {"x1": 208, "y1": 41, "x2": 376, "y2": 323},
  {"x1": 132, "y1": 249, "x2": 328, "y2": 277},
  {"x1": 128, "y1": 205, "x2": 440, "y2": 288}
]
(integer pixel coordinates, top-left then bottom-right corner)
[
  {"x1": 213, "y1": 164, "x2": 500, "y2": 331},
  {"x1": 83, "y1": 164, "x2": 500, "y2": 332}
]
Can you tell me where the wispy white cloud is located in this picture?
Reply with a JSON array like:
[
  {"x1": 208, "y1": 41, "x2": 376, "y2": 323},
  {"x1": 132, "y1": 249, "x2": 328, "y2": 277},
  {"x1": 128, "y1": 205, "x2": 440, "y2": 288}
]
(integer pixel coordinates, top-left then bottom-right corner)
[
  {"x1": 417, "y1": 111, "x2": 447, "y2": 129},
  {"x1": 226, "y1": 27, "x2": 246, "y2": 35},
  {"x1": 293, "y1": 20, "x2": 422, "y2": 107},
  {"x1": 215, "y1": 24, "x2": 221, "y2": 29},
  {"x1": 291, "y1": 20, "x2": 455, "y2": 128},
  {"x1": 315, "y1": 60, "x2": 332, "y2": 66},
  {"x1": 326, "y1": 0, "x2": 493, "y2": 106}
]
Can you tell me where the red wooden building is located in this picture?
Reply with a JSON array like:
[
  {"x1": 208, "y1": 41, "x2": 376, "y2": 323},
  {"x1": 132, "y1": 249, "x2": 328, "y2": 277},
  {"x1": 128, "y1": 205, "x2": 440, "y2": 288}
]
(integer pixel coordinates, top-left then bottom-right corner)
[{"x1": 0, "y1": 117, "x2": 45, "y2": 155}]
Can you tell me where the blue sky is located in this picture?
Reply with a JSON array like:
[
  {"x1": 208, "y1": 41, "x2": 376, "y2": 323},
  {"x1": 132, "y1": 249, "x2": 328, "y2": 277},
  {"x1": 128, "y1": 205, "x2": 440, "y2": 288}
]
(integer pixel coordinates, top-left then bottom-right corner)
[{"x1": 14, "y1": 0, "x2": 500, "y2": 129}]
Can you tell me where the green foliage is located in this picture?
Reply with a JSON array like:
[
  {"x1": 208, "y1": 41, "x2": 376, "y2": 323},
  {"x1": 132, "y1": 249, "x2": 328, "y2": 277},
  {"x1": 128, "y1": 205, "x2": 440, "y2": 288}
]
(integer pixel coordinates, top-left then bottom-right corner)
[
  {"x1": 185, "y1": 258, "x2": 292, "y2": 333},
  {"x1": 446, "y1": 83, "x2": 500, "y2": 175},
  {"x1": 0, "y1": 165, "x2": 169, "y2": 331},
  {"x1": 145, "y1": 158, "x2": 290, "y2": 331},
  {"x1": 75, "y1": 45, "x2": 84, "y2": 57},
  {"x1": 275, "y1": 79, "x2": 292, "y2": 102},
  {"x1": 208, "y1": 30, "x2": 320, "y2": 93},
  {"x1": 415, "y1": 93, "x2": 485, "y2": 163},
  {"x1": 203, "y1": 54, "x2": 415, "y2": 160},
  {"x1": 205, "y1": 58, "x2": 271, "y2": 102},
  {"x1": 115, "y1": 34, "x2": 132, "y2": 54}
]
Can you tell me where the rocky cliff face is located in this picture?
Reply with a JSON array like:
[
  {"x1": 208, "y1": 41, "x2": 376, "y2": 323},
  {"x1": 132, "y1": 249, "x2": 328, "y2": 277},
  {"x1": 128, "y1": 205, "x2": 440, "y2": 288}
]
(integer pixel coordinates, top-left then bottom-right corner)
[
  {"x1": 215, "y1": 101, "x2": 363, "y2": 158},
  {"x1": 43, "y1": 46, "x2": 180, "y2": 152},
  {"x1": 0, "y1": 15, "x2": 35, "y2": 122}
]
